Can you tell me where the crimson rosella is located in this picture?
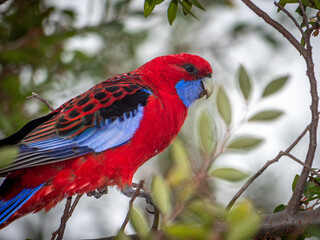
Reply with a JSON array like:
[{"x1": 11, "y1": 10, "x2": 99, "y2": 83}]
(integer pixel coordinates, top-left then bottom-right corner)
[{"x1": 0, "y1": 53, "x2": 213, "y2": 228}]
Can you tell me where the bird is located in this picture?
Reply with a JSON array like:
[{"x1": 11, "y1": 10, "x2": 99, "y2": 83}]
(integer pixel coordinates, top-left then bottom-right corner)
[{"x1": 0, "y1": 53, "x2": 213, "y2": 228}]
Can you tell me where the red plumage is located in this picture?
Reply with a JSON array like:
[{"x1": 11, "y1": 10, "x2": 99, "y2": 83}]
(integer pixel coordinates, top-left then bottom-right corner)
[{"x1": 0, "y1": 53, "x2": 212, "y2": 228}]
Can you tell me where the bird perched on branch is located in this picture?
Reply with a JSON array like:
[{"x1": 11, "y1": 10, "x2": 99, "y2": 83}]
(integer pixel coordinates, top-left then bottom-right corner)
[{"x1": 0, "y1": 53, "x2": 213, "y2": 228}]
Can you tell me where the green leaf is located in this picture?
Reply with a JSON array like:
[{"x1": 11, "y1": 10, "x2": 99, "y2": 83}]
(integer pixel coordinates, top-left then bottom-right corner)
[
  {"x1": 165, "y1": 224, "x2": 208, "y2": 239},
  {"x1": 304, "y1": 181, "x2": 316, "y2": 200},
  {"x1": 216, "y1": 86, "x2": 232, "y2": 125},
  {"x1": 262, "y1": 76, "x2": 289, "y2": 98},
  {"x1": 226, "y1": 201, "x2": 261, "y2": 240},
  {"x1": 144, "y1": 0, "x2": 156, "y2": 17},
  {"x1": 190, "y1": 0, "x2": 206, "y2": 10},
  {"x1": 238, "y1": 65, "x2": 252, "y2": 100},
  {"x1": 167, "y1": 139, "x2": 191, "y2": 187},
  {"x1": 227, "y1": 136, "x2": 263, "y2": 150},
  {"x1": 130, "y1": 208, "x2": 149, "y2": 238},
  {"x1": 178, "y1": 0, "x2": 199, "y2": 20},
  {"x1": 151, "y1": 175, "x2": 171, "y2": 214},
  {"x1": 155, "y1": 0, "x2": 165, "y2": 4},
  {"x1": 292, "y1": 174, "x2": 299, "y2": 192},
  {"x1": 249, "y1": 110, "x2": 283, "y2": 121},
  {"x1": 116, "y1": 231, "x2": 131, "y2": 240},
  {"x1": 198, "y1": 110, "x2": 215, "y2": 154},
  {"x1": 210, "y1": 168, "x2": 249, "y2": 182},
  {"x1": 307, "y1": 185, "x2": 320, "y2": 195},
  {"x1": 167, "y1": 0, "x2": 178, "y2": 25},
  {"x1": 227, "y1": 213, "x2": 261, "y2": 240},
  {"x1": 273, "y1": 204, "x2": 286, "y2": 213},
  {"x1": 0, "y1": 146, "x2": 18, "y2": 170},
  {"x1": 181, "y1": 0, "x2": 192, "y2": 15}
]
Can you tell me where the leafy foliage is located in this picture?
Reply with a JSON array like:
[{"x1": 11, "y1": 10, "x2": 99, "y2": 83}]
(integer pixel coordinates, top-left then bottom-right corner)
[
  {"x1": 0, "y1": 0, "x2": 147, "y2": 137},
  {"x1": 126, "y1": 65, "x2": 288, "y2": 239},
  {"x1": 143, "y1": 0, "x2": 207, "y2": 25}
]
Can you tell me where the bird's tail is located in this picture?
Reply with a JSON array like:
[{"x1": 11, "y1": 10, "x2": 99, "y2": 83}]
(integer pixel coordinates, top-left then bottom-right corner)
[{"x1": 0, "y1": 183, "x2": 44, "y2": 228}]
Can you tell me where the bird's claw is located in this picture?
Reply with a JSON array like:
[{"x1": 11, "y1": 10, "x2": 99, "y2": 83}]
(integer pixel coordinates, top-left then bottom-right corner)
[
  {"x1": 87, "y1": 187, "x2": 108, "y2": 199},
  {"x1": 122, "y1": 184, "x2": 153, "y2": 205}
]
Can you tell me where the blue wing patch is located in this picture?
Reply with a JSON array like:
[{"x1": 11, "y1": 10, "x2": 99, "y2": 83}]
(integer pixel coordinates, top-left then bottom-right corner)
[
  {"x1": 0, "y1": 183, "x2": 44, "y2": 225},
  {"x1": 6, "y1": 104, "x2": 145, "y2": 170}
]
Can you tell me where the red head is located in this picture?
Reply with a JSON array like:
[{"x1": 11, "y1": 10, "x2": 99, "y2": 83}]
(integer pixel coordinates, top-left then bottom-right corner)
[{"x1": 136, "y1": 53, "x2": 213, "y2": 107}]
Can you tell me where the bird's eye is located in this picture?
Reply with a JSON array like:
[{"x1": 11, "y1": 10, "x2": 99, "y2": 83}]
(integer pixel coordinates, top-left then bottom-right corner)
[{"x1": 184, "y1": 64, "x2": 196, "y2": 74}]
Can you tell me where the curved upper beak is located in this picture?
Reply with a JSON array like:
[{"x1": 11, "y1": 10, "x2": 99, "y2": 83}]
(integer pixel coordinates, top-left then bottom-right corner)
[{"x1": 200, "y1": 73, "x2": 214, "y2": 99}]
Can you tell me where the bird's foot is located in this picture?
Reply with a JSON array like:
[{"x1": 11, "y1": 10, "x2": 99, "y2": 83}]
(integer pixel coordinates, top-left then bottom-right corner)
[
  {"x1": 87, "y1": 187, "x2": 108, "y2": 199},
  {"x1": 122, "y1": 183, "x2": 153, "y2": 205}
]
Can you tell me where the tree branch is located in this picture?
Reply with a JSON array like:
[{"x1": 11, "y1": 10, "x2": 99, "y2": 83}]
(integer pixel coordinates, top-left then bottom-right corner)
[
  {"x1": 120, "y1": 180, "x2": 145, "y2": 232},
  {"x1": 274, "y1": 1, "x2": 304, "y2": 36},
  {"x1": 226, "y1": 124, "x2": 310, "y2": 210},
  {"x1": 286, "y1": 2, "x2": 318, "y2": 214},
  {"x1": 256, "y1": 208, "x2": 320, "y2": 239},
  {"x1": 241, "y1": 0, "x2": 307, "y2": 57},
  {"x1": 51, "y1": 195, "x2": 82, "y2": 240},
  {"x1": 26, "y1": 92, "x2": 55, "y2": 112},
  {"x1": 242, "y1": 0, "x2": 319, "y2": 217}
]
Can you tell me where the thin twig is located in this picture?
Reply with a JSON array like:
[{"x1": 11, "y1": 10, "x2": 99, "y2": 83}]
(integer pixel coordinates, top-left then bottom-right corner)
[
  {"x1": 286, "y1": 1, "x2": 318, "y2": 214},
  {"x1": 274, "y1": 1, "x2": 304, "y2": 36},
  {"x1": 151, "y1": 206, "x2": 160, "y2": 231},
  {"x1": 241, "y1": 0, "x2": 318, "y2": 216},
  {"x1": 120, "y1": 180, "x2": 145, "y2": 232},
  {"x1": 26, "y1": 92, "x2": 55, "y2": 111},
  {"x1": 241, "y1": 0, "x2": 306, "y2": 57},
  {"x1": 282, "y1": 152, "x2": 320, "y2": 177},
  {"x1": 51, "y1": 197, "x2": 72, "y2": 240},
  {"x1": 298, "y1": 0, "x2": 310, "y2": 31},
  {"x1": 51, "y1": 195, "x2": 82, "y2": 240},
  {"x1": 226, "y1": 125, "x2": 310, "y2": 210}
]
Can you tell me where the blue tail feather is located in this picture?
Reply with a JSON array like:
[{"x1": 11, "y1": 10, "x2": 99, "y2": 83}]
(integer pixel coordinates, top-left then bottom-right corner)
[{"x1": 0, "y1": 183, "x2": 44, "y2": 225}]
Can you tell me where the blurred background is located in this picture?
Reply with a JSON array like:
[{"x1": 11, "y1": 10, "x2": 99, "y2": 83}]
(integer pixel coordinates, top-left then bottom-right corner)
[{"x1": 0, "y1": 0, "x2": 319, "y2": 239}]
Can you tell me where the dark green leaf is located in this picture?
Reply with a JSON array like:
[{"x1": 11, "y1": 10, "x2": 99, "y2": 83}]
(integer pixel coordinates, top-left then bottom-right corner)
[
  {"x1": 181, "y1": 0, "x2": 192, "y2": 15},
  {"x1": 156, "y1": 0, "x2": 165, "y2": 4},
  {"x1": 238, "y1": 65, "x2": 252, "y2": 100},
  {"x1": 308, "y1": 185, "x2": 320, "y2": 195},
  {"x1": 292, "y1": 174, "x2": 299, "y2": 192},
  {"x1": 216, "y1": 86, "x2": 232, "y2": 125},
  {"x1": 249, "y1": 110, "x2": 283, "y2": 121},
  {"x1": 167, "y1": 0, "x2": 178, "y2": 25},
  {"x1": 262, "y1": 76, "x2": 289, "y2": 97},
  {"x1": 190, "y1": 0, "x2": 206, "y2": 10},
  {"x1": 144, "y1": 0, "x2": 156, "y2": 17},
  {"x1": 304, "y1": 181, "x2": 316, "y2": 200},
  {"x1": 273, "y1": 204, "x2": 286, "y2": 213},
  {"x1": 227, "y1": 136, "x2": 263, "y2": 150},
  {"x1": 210, "y1": 168, "x2": 249, "y2": 182},
  {"x1": 0, "y1": 146, "x2": 18, "y2": 170}
]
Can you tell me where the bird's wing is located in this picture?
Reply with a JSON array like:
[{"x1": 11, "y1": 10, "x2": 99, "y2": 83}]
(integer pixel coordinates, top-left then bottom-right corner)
[{"x1": 0, "y1": 79, "x2": 152, "y2": 175}]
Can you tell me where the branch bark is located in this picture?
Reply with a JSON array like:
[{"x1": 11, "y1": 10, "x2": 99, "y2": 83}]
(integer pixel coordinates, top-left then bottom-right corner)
[{"x1": 256, "y1": 208, "x2": 320, "y2": 239}]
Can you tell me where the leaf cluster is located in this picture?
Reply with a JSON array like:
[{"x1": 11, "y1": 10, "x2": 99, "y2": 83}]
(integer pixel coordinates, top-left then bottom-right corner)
[
  {"x1": 124, "y1": 65, "x2": 289, "y2": 239},
  {"x1": 144, "y1": 0, "x2": 206, "y2": 25},
  {"x1": 0, "y1": 0, "x2": 147, "y2": 137}
]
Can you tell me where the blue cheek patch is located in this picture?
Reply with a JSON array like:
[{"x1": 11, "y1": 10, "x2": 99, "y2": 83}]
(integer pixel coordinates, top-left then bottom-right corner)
[{"x1": 175, "y1": 79, "x2": 204, "y2": 108}]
